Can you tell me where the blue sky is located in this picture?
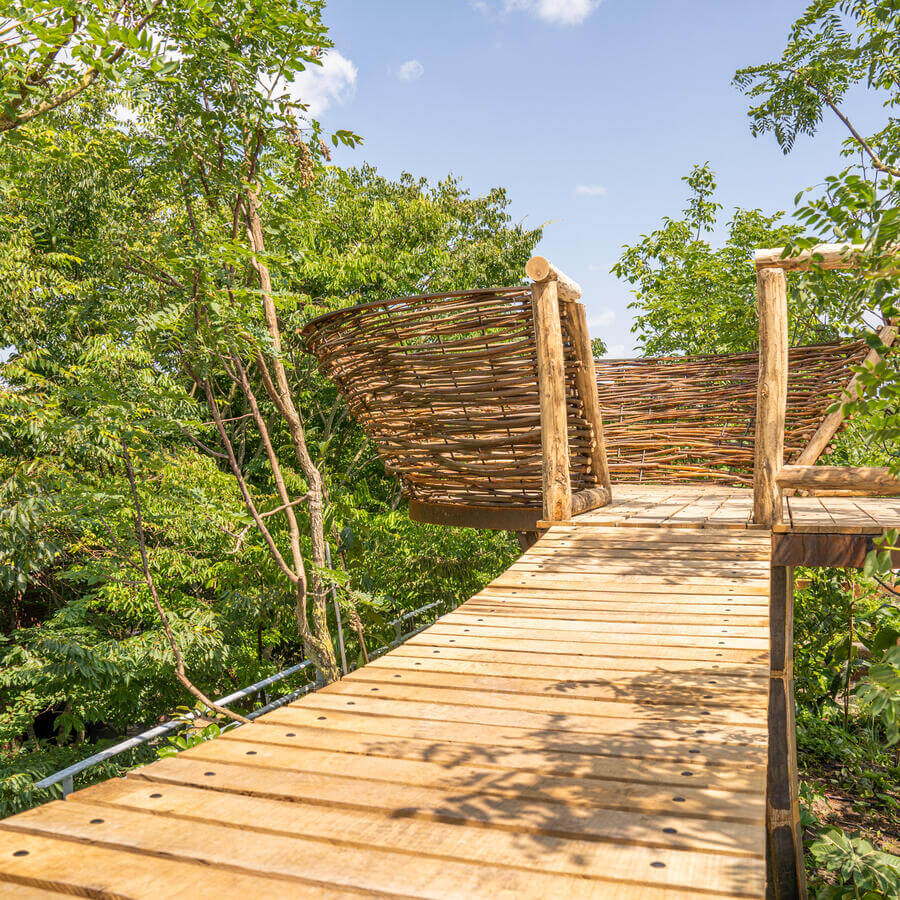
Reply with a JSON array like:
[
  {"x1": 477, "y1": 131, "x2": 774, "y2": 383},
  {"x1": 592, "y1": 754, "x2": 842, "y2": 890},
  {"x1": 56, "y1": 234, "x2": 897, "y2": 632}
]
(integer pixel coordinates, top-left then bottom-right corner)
[{"x1": 296, "y1": 0, "x2": 887, "y2": 356}]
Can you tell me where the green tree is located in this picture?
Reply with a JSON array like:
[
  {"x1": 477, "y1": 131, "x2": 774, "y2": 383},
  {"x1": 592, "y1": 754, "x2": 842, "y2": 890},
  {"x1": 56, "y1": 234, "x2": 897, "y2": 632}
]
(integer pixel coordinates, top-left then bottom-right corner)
[
  {"x1": 614, "y1": 164, "x2": 808, "y2": 355},
  {"x1": 0, "y1": 82, "x2": 532, "y2": 810},
  {"x1": 734, "y1": 0, "x2": 900, "y2": 467},
  {"x1": 0, "y1": 0, "x2": 165, "y2": 134}
]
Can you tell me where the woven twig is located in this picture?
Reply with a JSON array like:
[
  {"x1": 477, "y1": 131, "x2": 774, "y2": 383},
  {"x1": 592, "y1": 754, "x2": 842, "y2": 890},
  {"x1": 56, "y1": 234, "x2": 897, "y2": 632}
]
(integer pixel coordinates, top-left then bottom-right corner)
[{"x1": 303, "y1": 288, "x2": 867, "y2": 506}]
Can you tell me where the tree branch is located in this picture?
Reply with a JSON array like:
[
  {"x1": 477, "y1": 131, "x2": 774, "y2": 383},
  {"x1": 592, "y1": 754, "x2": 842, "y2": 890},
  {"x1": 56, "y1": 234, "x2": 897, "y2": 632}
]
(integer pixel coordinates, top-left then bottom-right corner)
[{"x1": 120, "y1": 438, "x2": 250, "y2": 724}]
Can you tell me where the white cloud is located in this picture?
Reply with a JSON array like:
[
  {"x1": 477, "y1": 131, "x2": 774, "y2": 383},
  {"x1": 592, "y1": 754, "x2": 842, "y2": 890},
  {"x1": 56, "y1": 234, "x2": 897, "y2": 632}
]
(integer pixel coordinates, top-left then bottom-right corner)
[
  {"x1": 604, "y1": 343, "x2": 626, "y2": 358},
  {"x1": 505, "y1": 0, "x2": 600, "y2": 25},
  {"x1": 471, "y1": 1, "x2": 490, "y2": 15},
  {"x1": 575, "y1": 183, "x2": 608, "y2": 196},
  {"x1": 397, "y1": 59, "x2": 424, "y2": 82},
  {"x1": 589, "y1": 309, "x2": 616, "y2": 328},
  {"x1": 289, "y1": 51, "x2": 357, "y2": 118}
]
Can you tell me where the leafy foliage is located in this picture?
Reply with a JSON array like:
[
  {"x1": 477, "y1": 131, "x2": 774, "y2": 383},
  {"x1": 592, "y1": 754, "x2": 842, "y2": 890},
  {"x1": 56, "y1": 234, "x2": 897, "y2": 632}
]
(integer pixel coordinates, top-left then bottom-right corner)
[
  {"x1": 809, "y1": 827, "x2": 900, "y2": 898},
  {"x1": 615, "y1": 164, "x2": 821, "y2": 355}
]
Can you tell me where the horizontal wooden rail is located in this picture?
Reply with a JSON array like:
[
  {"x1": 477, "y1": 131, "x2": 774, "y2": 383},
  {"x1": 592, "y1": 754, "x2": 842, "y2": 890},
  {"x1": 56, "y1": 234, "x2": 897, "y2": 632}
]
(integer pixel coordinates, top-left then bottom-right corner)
[
  {"x1": 776, "y1": 465, "x2": 900, "y2": 496},
  {"x1": 755, "y1": 244, "x2": 869, "y2": 272},
  {"x1": 570, "y1": 486, "x2": 611, "y2": 516},
  {"x1": 525, "y1": 255, "x2": 582, "y2": 301}
]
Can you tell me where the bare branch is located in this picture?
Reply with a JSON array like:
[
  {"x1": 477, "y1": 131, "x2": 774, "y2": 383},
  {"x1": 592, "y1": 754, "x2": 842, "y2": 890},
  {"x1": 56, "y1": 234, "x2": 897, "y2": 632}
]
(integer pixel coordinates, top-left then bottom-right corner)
[{"x1": 120, "y1": 438, "x2": 250, "y2": 724}]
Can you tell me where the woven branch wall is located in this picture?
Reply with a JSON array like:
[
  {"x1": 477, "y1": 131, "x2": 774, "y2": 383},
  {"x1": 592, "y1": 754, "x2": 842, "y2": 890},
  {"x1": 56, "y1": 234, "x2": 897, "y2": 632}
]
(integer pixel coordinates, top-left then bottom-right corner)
[
  {"x1": 304, "y1": 287, "x2": 868, "y2": 510},
  {"x1": 595, "y1": 342, "x2": 866, "y2": 485},
  {"x1": 302, "y1": 287, "x2": 601, "y2": 512}
]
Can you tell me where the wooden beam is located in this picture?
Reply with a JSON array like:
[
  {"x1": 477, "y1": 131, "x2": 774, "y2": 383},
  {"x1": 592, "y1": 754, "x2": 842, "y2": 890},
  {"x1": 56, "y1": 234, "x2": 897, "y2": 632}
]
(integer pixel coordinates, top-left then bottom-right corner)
[
  {"x1": 563, "y1": 301, "x2": 613, "y2": 496},
  {"x1": 772, "y1": 531, "x2": 900, "y2": 568},
  {"x1": 570, "y1": 486, "x2": 612, "y2": 517},
  {"x1": 531, "y1": 276, "x2": 572, "y2": 522},
  {"x1": 777, "y1": 464, "x2": 900, "y2": 496},
  {"x1": 754, "y1": 267, "x2": 788, "y2": 526},
  {"x1": 793, "y1": 323, "x2": 897, "y2": 466},
  {"x1": 526, "y1": 256, "x2": 582, "y2": 301},
  {"x1": 767, "y1": 565, "x2": 808, "y2": 900},
  {"x1": 755, "y1": 243, "x2": 868, "y2": 272},
  {"x1": 409, "y1": 499, "x2": 540, "y2": 532}
]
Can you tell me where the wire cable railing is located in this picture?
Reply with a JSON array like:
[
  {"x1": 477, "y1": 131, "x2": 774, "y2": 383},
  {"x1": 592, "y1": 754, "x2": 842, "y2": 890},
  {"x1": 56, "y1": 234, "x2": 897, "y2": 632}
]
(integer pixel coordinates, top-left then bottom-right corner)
[{"x1": 34, "y1": 597, "x2": 454, "y2": 797}]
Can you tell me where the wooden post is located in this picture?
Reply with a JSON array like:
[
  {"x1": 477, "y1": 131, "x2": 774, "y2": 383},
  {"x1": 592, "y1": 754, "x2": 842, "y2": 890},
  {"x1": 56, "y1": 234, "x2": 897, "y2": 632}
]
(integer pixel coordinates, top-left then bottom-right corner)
[
  {"x1": 754, "y1": 267, "x2": 788, "y2": 526},
  {"x1": 767, "y1": 565, "x2": 808, "y2": 900},
  {"x1": 564, "y1": 300, "x2": 613, "y2": 496},
  {"x1": 530, "y1": 267, "x2": 572, "y2": 522}
]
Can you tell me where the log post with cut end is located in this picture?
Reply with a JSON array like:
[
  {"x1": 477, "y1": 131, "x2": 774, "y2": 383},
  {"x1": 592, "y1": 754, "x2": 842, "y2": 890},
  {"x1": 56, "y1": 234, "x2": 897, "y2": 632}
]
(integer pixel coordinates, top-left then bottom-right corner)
[
  {"x1": 526, "y1": 255, "x2": 583, "y2": 301},
  {"x1": 754, "y1": 267, "x2": 788, "y2": 526},
  {"x1": 767, "y1": 565, "x2": 808, "y2": 900},
  {"x1": 529, "y1": 259, "x2": 573, "y2": 522}
]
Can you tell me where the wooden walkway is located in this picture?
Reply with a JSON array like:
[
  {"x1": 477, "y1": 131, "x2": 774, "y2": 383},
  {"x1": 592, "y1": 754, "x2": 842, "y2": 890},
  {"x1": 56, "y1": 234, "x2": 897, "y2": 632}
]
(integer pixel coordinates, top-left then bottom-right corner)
[{"x1": 2, "y1": 487, "x2": 898, "y2": 898}]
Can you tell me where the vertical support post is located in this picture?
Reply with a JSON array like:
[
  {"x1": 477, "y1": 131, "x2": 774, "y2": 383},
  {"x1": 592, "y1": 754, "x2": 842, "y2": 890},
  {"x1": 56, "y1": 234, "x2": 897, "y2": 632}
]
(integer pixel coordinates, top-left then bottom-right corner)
[
  {"x1": 754, "y1": 266, "x2": 788, "y2": 526},
  {"x1": 767, "y1": 565, "x2": 807, "y2": 899},
  {"x1": 531, "y1": 276, "x2": 572, "y2": 522},
  {"x1": 564, "y1": 300, "x2": 613, "y2": 495}
]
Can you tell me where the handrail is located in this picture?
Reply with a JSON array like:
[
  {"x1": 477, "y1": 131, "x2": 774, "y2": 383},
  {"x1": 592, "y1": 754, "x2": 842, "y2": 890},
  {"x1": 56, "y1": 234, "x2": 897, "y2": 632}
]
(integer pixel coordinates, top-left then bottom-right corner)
[
  {"x1": 33, "y1": 598, "x2": 454, "y2": 798},
  {"x1": 753, "y1": 244, "x2": 899, "y2": 524}
]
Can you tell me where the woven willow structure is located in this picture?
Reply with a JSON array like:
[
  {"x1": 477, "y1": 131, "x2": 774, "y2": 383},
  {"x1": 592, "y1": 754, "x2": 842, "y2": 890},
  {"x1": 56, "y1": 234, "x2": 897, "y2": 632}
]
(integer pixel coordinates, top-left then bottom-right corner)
[
  {"x1": 303, "y1": 287, "x2": 602, "y2": 529},
  {"x1": 303, "y1": 286, "x2": 868, "y2": 527},
  {"x1": 596, "y1": 341, "x2": 867, "y2": 485}
]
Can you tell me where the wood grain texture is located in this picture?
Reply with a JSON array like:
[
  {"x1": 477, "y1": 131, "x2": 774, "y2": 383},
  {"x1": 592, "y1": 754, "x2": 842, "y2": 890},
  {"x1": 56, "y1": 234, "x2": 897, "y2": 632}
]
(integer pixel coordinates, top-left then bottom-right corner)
[
  {"x1": 754, "y1": 267, "x2": 788, "y2": 526},
  {"x1": 0, "y1": 523, "x2": 774, "y2": 899},
  {"x1": 532, "y1": 277, "x2": 572, "y2": 521}
]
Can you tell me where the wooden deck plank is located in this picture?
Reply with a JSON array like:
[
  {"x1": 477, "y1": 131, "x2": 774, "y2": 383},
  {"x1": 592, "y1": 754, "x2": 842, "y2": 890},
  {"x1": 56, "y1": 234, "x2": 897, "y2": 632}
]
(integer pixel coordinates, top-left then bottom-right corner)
[
  {"x1": 444, "y1": 611, "x2": 768, "y2": 639},
  {"x1": 361, "y1": 655, "x2": 769, "y2": 697},
  {"x1": 0, "y1": 829, "x2": 364, "y2": 898},
  {"x1": 133, "y1": 756, "x2": 766, "y2": 858},
  {"x1": 75, "y1": 779, "x2": 763, "y2": 898},
  {"x1": 216, "y1": 722, "x2": 767, "y2": 791},
  {"x1": 496, "y1": 572, "x2": 770, "y2": 593},
  {"x1": 7, "y1": 799, "x2": 667, "y2": 900},
  {"x1": 323, "y1": 677, "x2": 768, "y2": 726},
  {"x1": 257, "y1": 705, "x2": 769, "y2": 768},
  {"x1": 407, "y1": 632, "x2": 769, "y2": 664},
  {"x1": 461, "y1": 599, "x2": 769, "y2": 624},
  {"x1": 387, "y1": 643, "x2": 768, "y2": 676},
  {"x1": 175, "y1": 735, "x2": 765, "y2": 819},
  {"x1": 473, "y1": 587, "x2": 769, "y2": 609},
  {"x1": 416, "y1": 624, "x2": 770, "y2": 652},
  {"x1": 0, "y1": 497, "x2": 794, "y2": 900},
  {"x1": 347, "y1": 662, "x2": 770, "y2": 707},
  {"x1": 288, "y1": 693, "x2": 768, "y2": 746}
]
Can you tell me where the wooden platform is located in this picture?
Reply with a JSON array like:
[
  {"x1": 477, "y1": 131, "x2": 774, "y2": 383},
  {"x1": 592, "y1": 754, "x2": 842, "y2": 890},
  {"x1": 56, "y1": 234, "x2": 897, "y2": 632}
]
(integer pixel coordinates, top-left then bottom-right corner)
[
  {"x1": 0, "y1": 521, "x2": 775, "y2": 899},
  {"x1": 1, "y1": 488, "x2": 896, "y2": 897},
  {"x1": 562, "y1": 483, "x2": 900, "y2": 535}
]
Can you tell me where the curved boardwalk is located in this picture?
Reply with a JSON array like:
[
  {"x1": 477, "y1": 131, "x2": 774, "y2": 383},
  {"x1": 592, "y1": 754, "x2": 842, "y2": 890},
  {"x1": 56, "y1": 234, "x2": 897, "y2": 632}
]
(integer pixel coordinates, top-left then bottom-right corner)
[{"x1": 0, "y1": 510, "x2": 773, "y2": 899}]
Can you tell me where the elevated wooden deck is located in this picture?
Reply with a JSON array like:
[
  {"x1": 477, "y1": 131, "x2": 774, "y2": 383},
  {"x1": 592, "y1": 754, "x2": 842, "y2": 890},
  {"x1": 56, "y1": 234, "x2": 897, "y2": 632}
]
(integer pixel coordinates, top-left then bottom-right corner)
[
  {"x1": 2, "y1": 490, "x2": 898, "y2": 898},
  {"x1": 563, "y1": 484, "x2": 900, "y2": 533}
]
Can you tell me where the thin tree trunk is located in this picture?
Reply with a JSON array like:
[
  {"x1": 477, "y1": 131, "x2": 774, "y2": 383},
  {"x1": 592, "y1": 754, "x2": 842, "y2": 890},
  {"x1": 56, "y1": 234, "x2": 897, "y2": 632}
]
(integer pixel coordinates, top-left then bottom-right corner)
[{"x1": 242, "y1": 187, "x2": 338, "y2": 682}]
